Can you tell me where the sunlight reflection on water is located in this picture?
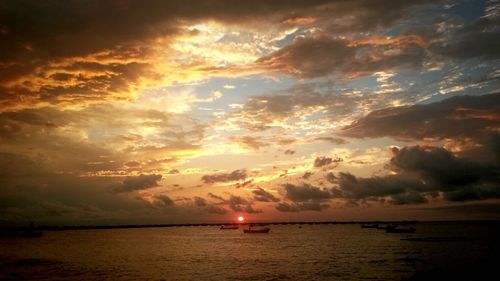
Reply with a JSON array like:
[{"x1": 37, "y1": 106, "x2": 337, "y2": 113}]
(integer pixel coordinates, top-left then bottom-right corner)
[{"x1": 1, "y1": 222, "x2": 499, "y2": 280}]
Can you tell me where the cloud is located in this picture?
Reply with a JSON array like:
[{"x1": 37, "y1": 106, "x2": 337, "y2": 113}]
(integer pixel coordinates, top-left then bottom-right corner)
[
  {"x1": 229, "y1": 135, "x2": 269, "y2": 150},
  {"x1": 207, "y1": 193, "x2": 226, "y2": 202},
  {"x1": 166, "y1": 169, "x2": 180, "y2": 174},
  {"x1": 201, "y1": 169, "x2": 247, "y2": 184},
  {"x1": 1, "y1": 0, "x2": 433, "y2": 108},
  {"x1": 205, "y1": 193, "x2": 262, "y2": 214},
  {"x1": 252, "y1": 187, "x2": 279, "y2": 202},
  {"x1": 155, "y1": 195, "x2": 175, "y2": 207},
  {"x1": 436, "y1": 16, "x2": 500, "y2": 60},
  {"x1": 313, "y1": 137, "x2": 347, "y2": 145},
  {"x1": 302, "y1": 171, "x2": 313, "y2": 180},
  {"x1": 341, "y1": 93, "x2": 500, "y2": 142},
  {"x1": 313, "y1": 156, "x2": 343, "y2": 168},
  {"x1": 0, "y1": 104, "x2": 204, "y2": 177},
  {"x1": 192, "y1": 196, "x2": 228, "y2": 215},
  {"x1": 390, "y1": 146, "x2": 499, "y2": 187},
  {"x1": 276, "y1": 202, "x2": 330, "y2": 212},
  {"x1": 256, "y1": 33, "x2": 428, "y2": 79},
  {"x1": 112, "y1": 174, "x2": 162, "y2": 193},
  {"x1": 205, "y1": 205, "x2": 229, "y2": 215},
  {"x1": 193, "y1": 196, "x2": 207, "y2": 207},
  {"x1": 230, "y1": 83, "x2": 362, "y2": 131},
  {"x1": 257, "y1": 36, "x2": 356, "y2": 78},
  {"x1": 335, "y1": 172, "x2": 429, "y2": 203},
  {"x1": 333, "y1": 145, "x2": 500, "y2": 204},
  {"x1": 282, "y1": 183, "x2": 334, "y2": 202}
]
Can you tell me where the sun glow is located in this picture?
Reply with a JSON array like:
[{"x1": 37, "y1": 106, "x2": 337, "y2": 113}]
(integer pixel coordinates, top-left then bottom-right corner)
[{"x1": 237, "y1": 216, "x2": 244, "y2": 222}]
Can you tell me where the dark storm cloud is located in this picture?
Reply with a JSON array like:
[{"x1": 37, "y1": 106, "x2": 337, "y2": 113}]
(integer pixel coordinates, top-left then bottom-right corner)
[
  {"x1": 275, "y1": 201, "x2": 330, "y2": 212},
  {"x1": 335, "y1": 172, "x2": 429, "y2": 204},
  {"x1": 341, "y1": 93, "x2": 500, "y2": 142},
  {"x1": 313, "y1": 156, "x2": 342, "y2": 168},
  {"x1": 390, "y1": 146, "x2": 499, "y2": 187},
  {"x1": 332, "y1": 145, "x2": 500, "y2": 204},
  {"x1": 201, "y1": 169, "x2": 247, "y2": 184},
  {"x1": 112, "y1": 174, "x2": 162, "y2": 193},
  {"x1": 282, "y1": 183, "x2": 334, "y2": 202},
  {"x1": 252, "y1": 187, "x2": 280, "y2": 202},
  {"x1": 329, "y1": 93, "x2": 500, "y2": 205}
]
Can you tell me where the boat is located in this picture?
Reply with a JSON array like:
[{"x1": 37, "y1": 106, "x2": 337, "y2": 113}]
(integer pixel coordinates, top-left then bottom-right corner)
[
  {"x1": 220, "y1": 225, "x2": 239, "y2": 230},
  {"x1": 386, "y1": 225, "x2": 416, "y2": 233},
  {"x1": 361, "y1": 224, "x2": 379, "y2": 228},
  {"x1": 243, "y1": 224, "x2": 270, "y2": 234}
]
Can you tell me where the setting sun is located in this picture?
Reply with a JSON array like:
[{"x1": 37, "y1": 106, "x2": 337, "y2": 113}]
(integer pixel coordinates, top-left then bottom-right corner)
[{"x1": 237, "y1": 216, "x2": 244, "y2": 222}]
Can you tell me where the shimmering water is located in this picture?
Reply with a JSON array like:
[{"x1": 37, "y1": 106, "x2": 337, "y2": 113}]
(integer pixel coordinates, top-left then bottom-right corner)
[{"x1": 1, "y1": 221, "x2": 499, "y2": 280}]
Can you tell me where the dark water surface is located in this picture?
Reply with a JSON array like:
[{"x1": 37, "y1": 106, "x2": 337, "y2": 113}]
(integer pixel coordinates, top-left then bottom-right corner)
[{"x1": 1, "y1": 221, "x2": 499, "y2": 280}]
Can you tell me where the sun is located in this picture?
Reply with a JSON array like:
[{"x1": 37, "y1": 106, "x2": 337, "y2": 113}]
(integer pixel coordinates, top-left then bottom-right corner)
[{"x1": 237, "y1": 216, "x2": 244, "y2": 222}]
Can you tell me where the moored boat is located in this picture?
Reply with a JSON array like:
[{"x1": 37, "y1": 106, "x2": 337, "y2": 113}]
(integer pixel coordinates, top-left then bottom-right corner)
[
  {"x1": 243, "y1": 224, "x2": 270, "y2": 233},
  {"x1": 386, "y1": 225, "x2": 416, "y2": 233},
  {"x1": 220, "y1": 225, "x2": 239, "y2": 230}
]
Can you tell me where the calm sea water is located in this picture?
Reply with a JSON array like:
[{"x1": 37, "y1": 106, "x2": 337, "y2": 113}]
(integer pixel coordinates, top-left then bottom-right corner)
[{"x1": 1, "y1": 221, "x2": 499, "y2": 280}]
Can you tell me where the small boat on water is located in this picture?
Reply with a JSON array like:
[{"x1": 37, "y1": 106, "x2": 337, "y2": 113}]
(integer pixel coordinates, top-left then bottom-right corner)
[
  {"x1": 386, "y1": 225, "x2": 416, "y2": 233},
  {"x1": 220, "y1": 225, "x2": 239, "y2": 230},
  {"x1": 243, "y1": 224, "x2": 270, "y2": 234},
  {"x1": 361, "y1": 224, "x2": 379, "y2": 228}
]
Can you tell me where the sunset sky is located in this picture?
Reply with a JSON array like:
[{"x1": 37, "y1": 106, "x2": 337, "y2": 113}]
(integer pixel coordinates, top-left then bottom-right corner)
[{"x1": 0, "y1": 0, "x2": 499, "y2": 225}]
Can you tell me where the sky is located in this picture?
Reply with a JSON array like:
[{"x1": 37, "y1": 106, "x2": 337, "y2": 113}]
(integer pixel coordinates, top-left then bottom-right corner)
[{"x1": 0, "y1": 0, "x2": 499, "y2": 225}]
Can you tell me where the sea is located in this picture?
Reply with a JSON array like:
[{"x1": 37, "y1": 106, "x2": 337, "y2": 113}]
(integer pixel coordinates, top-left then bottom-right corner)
[{"x1": 1, "y1": 221, "x2": 499, "y2": 280}]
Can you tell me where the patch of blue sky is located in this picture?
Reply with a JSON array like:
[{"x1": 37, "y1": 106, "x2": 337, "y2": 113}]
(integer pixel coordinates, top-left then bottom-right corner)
[
  {"x1": 383, "y1": 2, "x2": 444, "y2": 37},
  {"x1": 193, "y1": 74, "x2": 296, "y2": 106},
  {"x1": 274, "y1": 27, "x2": 304, "y2": 48},
  {"x1": 384, "y1": 0, "x2": 486, "y2": 37},
  {"x1": 343, "y1": 76, "x2": 380, "y2": 93},
  {"x1": 447, "y1": 0, "x2": 488, "y2": 23}
]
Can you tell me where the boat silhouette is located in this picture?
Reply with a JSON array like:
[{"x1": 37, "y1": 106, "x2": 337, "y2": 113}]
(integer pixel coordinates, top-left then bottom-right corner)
[
  {"x1": 243, "y1": 224, "x2": 270, "y2": 233},
  {"x1": 220, "y1": 225, "x2": 239, "y2": 230}
]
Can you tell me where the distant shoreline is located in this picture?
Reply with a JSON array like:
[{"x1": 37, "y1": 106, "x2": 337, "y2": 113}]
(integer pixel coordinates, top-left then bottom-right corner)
[{"x1": 3, "y1": 219, "x2": 499, "y2": 231}]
